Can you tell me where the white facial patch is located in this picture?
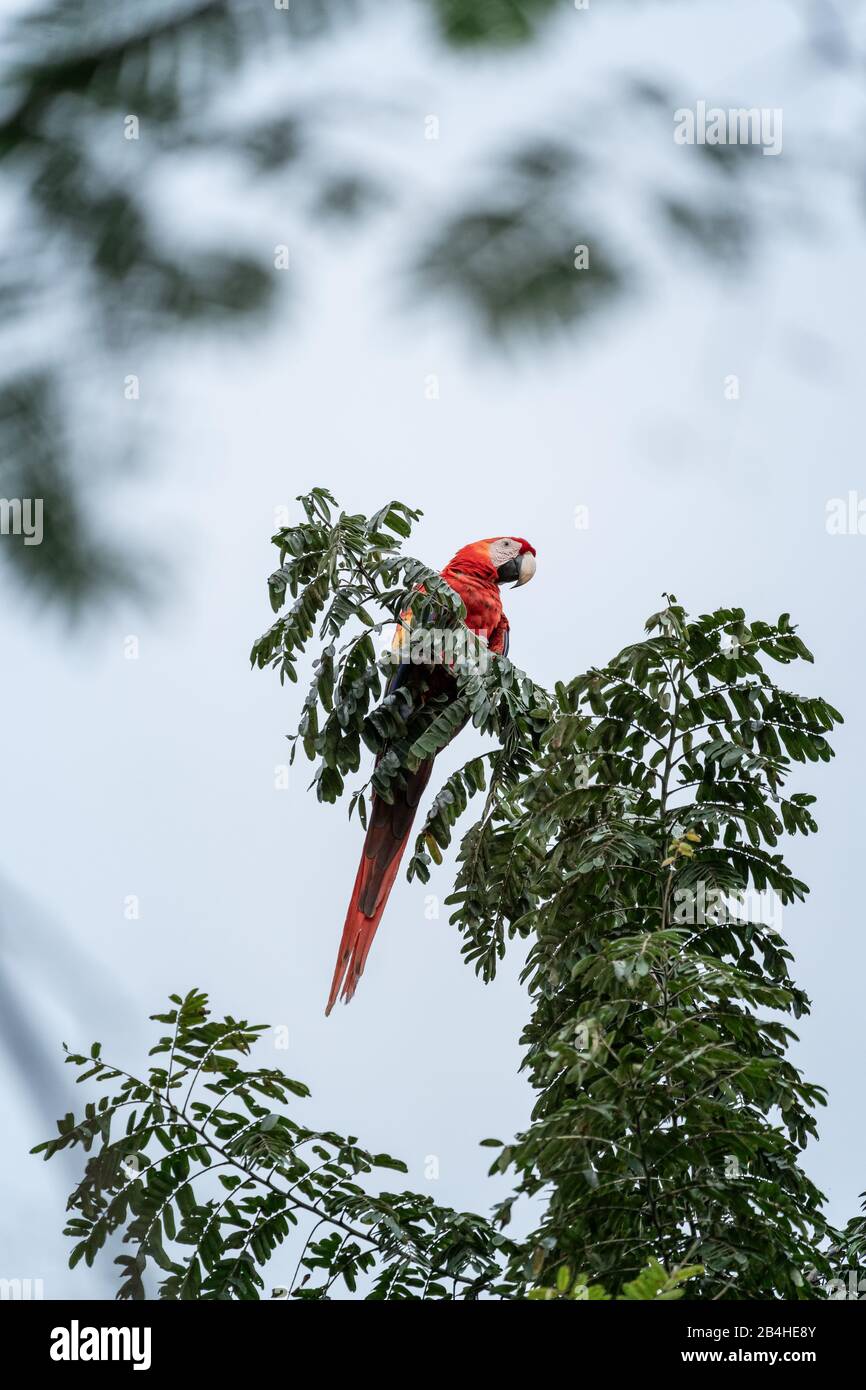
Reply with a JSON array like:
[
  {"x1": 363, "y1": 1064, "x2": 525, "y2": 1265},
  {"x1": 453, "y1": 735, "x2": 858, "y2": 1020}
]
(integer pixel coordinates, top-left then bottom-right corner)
[{"x1": 488, "y1": 537, "x2": 520, "y2": 570}]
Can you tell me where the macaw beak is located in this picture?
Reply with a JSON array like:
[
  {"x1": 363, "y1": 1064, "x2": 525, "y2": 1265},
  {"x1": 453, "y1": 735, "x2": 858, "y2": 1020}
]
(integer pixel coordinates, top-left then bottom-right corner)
[
  {"x1": 496, "y1": 551, "x2": 537, "y2": 587},
  {"x1": 515, "y1": 550, "x2": 536, "y2": 587}
]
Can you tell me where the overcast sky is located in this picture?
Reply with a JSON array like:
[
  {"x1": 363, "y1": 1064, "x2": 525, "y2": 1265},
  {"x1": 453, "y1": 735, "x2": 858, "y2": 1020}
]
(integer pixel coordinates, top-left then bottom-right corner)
[{"x1": 2, "y1": 0, "x2": 865, "y2": 1297}]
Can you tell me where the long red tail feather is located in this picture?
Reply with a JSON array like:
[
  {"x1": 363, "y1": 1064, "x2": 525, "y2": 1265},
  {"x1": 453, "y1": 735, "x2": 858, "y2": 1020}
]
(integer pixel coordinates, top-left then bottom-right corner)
[{"x1": 325, "y1": 761, "x2": 433, "y2": 1014}]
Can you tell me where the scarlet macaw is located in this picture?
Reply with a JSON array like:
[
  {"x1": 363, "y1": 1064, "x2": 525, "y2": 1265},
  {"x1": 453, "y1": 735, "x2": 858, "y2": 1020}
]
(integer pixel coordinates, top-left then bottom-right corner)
[{"x1": 325, "y1": 535, "x2": 537, "y2": 1014}]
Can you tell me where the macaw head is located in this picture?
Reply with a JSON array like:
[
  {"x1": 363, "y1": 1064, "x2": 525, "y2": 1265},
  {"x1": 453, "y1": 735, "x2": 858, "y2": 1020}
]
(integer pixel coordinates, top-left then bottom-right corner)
[
  {"x1": 446, "y1": 536, "x2": 537, "y2": 588},
  {"x1": 486, "y1": 536, "x2": 537, "y2": 588}
]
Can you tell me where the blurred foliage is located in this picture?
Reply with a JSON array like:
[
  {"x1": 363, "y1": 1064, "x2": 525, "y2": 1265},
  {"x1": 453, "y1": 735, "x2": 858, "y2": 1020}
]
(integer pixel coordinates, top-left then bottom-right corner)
[
  {"x1": 0, "y1": 373, "x2": 137, "y2": 608},
  {"x1": 431, "y1": 0, "x2": 559, "y2": 48},
  {"x1": 0, "y1": 0, "x2": 847, "y2": 610},
  {"x1": 415, "y1": 141, "x2": 623, "y2": 335}
]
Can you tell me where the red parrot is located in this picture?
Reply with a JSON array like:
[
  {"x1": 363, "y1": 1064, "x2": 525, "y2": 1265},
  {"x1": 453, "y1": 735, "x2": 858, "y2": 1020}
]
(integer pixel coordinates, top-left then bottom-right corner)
[{"x1": 325, "y1": 535, "x2": 537, "y2": 1014}]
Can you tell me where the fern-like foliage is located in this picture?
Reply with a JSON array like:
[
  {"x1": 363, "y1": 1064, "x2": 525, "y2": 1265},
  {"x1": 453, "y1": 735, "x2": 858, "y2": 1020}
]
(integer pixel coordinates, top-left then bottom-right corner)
[
  {"x1": 446, "y1": 596, "x2": 845, "y2": 1297},
  {"x1": 32, "y1": 989, "x2": 519, "y2": 1300}
]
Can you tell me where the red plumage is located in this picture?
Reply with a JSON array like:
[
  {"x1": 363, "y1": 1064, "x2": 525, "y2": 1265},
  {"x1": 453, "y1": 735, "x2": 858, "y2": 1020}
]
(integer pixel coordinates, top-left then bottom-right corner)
[{"x1": 325, "y1": 536, "x2": 535, "y2": 1014}]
